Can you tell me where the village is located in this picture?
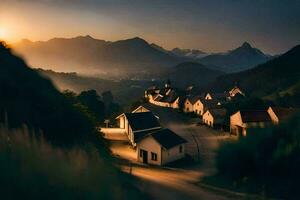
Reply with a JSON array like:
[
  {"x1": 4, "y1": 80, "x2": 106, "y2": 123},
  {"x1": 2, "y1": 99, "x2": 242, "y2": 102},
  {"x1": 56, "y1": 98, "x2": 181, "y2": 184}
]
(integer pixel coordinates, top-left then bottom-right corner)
[{"x1": 101, "y1": 80, "x2": 297, "y2": 168}]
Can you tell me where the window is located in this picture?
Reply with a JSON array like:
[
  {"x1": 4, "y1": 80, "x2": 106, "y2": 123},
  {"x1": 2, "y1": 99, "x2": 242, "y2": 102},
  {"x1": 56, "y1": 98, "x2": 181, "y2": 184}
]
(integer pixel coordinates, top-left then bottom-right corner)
[
  {"x1": 139, "y1": 149, "x2": 143, "y2": 157},
  {"x1": 151, "y1": 152, "x2": 157, "y2": 161},
  {"x1": 179, "y1": 145, "x2": 183, "y2": 153}
]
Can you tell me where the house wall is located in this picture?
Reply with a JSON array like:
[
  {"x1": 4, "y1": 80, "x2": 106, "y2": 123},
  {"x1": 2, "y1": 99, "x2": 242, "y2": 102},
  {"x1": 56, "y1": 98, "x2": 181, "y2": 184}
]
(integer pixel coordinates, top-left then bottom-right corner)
[
  {"x1": 194, "y1": 100, "x2": 204, "y2": 115},
  {"x1": 119, "y1": 115, "x2": 126, "y2": 129},
  {"x1": 267, "y1": 107, "x2": 279, "y2": 124},
  {"x1": 184, "y1": 99, "x2": 193, "y2": 113},
  {"x1": 171, "y1": 97, "x2": 179, "y2": 109},
  {"x1": 203, "y1": 111, "x2": 214, "y2": 127},
  {"x1": 137, "y1": 137, "x2": 162, "y2": 165},
  {"x1": 230, "y1": 111, "x2": 244, "y2": 136},
  {"x1": 161, "y1": 144, "x2": 185, "y2": 165}
]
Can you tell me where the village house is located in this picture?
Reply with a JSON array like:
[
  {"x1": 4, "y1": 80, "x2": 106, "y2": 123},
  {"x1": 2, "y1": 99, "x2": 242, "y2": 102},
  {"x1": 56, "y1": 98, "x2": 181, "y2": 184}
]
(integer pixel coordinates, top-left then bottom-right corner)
[
  {"x1": 203, "y1": 108, "x2": 227, "y2": 129},
  {"x1": 136, "y1": 128, "x2": 187, "y2": 165},
  {"x1": 145, "y1": 81, "x2": 180, "y2": 109},
  {"x1": 115, "y1": 111, "x2": 161, "y2": 146},
  {"x1": 183, "y1": 96, "x2": 204, "y2": 115},
  {"x1": 267, "y1": 106, "x2": 298, "y2": 124},
  {"x1": 228, "y1": 86, "x2": 245, "y2": 97},
  {"x1": 230, "y1": 110, "x2": 272, "y2": 136}
]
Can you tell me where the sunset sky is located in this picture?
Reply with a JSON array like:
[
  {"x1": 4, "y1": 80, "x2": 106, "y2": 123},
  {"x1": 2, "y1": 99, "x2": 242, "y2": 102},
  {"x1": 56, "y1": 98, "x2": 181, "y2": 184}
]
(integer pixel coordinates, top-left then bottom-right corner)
[{"x1": 1, "y1": 0, "x2": 300, "y2": 54}]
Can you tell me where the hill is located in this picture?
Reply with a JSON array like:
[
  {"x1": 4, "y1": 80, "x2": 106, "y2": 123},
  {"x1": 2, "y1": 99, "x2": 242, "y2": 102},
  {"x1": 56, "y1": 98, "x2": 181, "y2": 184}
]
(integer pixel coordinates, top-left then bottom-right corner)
[
  {"x1": 164, "y1": 62, "x2": 225, "y2": 88},
  {"x1": 36, "y1": 69, "x2": 157, "y2": 105},
  {"x1": 199, "y1": 42, "x2": 271, "y2": 72},
  {"x1": 12, "y1": 36, "x2": 184, "y2": 77},
  {"x1": 0, "y1": 42, "x2": 94, "y2": 145},
  {"x1": 207, "y1": 44, "x2": 300, "y2": 106}
]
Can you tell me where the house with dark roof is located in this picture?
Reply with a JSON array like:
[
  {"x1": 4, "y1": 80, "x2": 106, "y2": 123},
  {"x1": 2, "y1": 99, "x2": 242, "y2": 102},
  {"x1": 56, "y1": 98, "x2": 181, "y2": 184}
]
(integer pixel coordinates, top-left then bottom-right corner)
[
  {"x1": 145, "y1": 81, "x2": 180, "y2": 109},
  {"x1": 203, "y1": 108, "x2": 227, "y2": 129},
  {"x1": 136, "y1": 128, "x2": 187, "y2": 165},
  {"x1": 267, "y1": 106, "x2": 298, "y2": 124},
  {"x1": 116, "y1": 111, "x2": 161, "y2": 145},
  {"x1": 230, "y1": 110, "x2": 272, "y2": 136}
]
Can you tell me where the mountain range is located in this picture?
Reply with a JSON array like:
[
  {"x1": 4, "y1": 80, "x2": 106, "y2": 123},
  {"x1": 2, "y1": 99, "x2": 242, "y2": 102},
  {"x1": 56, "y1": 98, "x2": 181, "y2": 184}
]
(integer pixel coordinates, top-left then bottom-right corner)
[
  {"x1": 207, "y1": 44, "x2": 300, "y2": 104},
  {"x1": 12, "y1": 36, "x2": 184, "y2": 77},
  {"x1": 198, "y1": 42, "x2": 272, "y2": 72},
  {"x1": 12, "y1": 36, "x2": 272, "y2": 77}
]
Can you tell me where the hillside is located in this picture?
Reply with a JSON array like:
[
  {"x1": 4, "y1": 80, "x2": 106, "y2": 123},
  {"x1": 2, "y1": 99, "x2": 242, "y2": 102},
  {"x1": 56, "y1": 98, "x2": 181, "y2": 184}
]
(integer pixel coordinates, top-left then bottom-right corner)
[
  {"x1": 164, "y1": 62, "x2": 225, "y2": 88},
  {"x1": 12, "y1": 36, "x2": 184, "y2": 77},
  {"x1": 0, "y1": 42, "x2": 94, "y2": 145},
  {"x1": 199, "y1": 42, "x2": 271, "y2": 72},
  {"x1": 207, "y1": 44, "x2": 300, "y2": 104},
  {"x1": 36, "y1": 69, "x2": 157, "y2": 105}
]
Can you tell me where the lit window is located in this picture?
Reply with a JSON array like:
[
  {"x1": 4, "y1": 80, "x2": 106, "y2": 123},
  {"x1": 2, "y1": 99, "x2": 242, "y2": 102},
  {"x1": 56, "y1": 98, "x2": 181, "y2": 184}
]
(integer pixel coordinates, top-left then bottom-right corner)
[{"x1": 151, "y1": 152, "x2": 157, "y2": 161}]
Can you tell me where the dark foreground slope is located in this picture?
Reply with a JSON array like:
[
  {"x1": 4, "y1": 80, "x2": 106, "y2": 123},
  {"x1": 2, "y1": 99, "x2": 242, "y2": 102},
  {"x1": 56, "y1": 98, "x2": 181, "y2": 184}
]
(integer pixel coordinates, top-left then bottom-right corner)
[{"x1": 0, "y1": 42, "x2": 94, "y2": 145}]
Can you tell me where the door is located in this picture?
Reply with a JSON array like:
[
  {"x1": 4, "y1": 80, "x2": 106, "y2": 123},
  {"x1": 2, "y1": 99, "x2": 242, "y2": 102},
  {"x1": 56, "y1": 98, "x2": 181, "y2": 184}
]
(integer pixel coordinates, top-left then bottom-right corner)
[{"x1": 142, "y1": 150, "x2": 148, "y2": 164}]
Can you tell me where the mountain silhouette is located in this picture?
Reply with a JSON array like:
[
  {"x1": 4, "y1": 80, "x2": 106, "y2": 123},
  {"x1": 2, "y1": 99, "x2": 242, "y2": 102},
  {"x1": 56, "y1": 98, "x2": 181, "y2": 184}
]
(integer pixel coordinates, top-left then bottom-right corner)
[
  {"x1": 12, "y1": 36, "x2": 184, "y2": 77},
  {"x1": 208, "y1": 44, "x2": 300, "y2": 99},
  {"x1": 199, "y1": 42, "x2": 271, "y2": 72}
]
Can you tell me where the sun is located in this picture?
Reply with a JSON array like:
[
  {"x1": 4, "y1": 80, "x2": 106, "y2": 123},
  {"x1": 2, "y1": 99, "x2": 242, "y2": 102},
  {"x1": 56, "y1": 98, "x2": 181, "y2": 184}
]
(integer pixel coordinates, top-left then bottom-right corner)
[{"x1": 0, "y1": 27, "x2": 10, "y2": 41}]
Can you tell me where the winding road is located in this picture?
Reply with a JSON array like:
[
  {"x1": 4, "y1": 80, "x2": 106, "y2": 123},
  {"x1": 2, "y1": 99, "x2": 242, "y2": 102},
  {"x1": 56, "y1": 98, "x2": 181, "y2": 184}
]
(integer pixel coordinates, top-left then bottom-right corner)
[{"x1": 105, "y1": 104, "x2": 242, "y2": 200}]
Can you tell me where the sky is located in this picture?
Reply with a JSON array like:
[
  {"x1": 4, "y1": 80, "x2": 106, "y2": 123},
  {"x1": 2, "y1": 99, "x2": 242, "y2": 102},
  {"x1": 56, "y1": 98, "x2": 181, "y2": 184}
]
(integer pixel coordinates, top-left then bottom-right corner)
[{"x1": 1, "y1": 0, "x2": 300, "y2": 54}]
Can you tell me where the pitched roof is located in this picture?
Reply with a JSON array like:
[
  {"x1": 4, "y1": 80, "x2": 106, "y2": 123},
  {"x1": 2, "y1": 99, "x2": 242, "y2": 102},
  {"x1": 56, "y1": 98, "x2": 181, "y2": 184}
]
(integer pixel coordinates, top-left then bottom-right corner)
[
  {"x1": 187, "y1": 95, "x2": 203, "y2": 105},
  {"x1": 134, "y1": 128, "x2": 161, "y2": 143},
  {"x1": 160, "y1": 90, "x2": 179, "y2": 103},
  {"x1": 203, "y1": 100, "x2": 222, "y2": 111},
  {"x1": 125, "y1": 112, "x2": 161, "y2": 132},
  {"x1": 240, "y1": 110, "x2": 272, "y2": 123},
  {"x1": 208, "y1": 108, "x2": 227, "y2": 124},
  {"x1": 148, "y1": 129, "x2": 187, "y2": 149},
  {"x1": 210, "y1": 108, "x2": 227, "y2": 118},
  {"x1": 270, "y1": 107, "x2": 299, "y2": 120}
]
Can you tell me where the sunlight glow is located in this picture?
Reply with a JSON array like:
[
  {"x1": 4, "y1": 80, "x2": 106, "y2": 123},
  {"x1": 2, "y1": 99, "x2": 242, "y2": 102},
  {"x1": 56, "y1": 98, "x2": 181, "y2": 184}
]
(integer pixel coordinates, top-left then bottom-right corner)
[{"x1": 0, "y1": 27, "x2": 9, "y2": 41}]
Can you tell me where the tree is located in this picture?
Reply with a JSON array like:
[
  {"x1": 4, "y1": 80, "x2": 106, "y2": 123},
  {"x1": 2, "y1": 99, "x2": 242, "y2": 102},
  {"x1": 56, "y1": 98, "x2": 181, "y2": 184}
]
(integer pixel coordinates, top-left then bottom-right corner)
[{"x1": 78, "y1": 90, "x2": 105, "y2": 124}]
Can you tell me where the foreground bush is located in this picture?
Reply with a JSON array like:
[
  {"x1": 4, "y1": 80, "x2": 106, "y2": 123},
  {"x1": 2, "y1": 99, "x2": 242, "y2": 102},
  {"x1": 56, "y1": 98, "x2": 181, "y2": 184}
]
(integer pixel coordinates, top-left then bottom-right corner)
[
  {"x1": 0, "y1": 126, "x2": 143, "y2": 200},
  {"x1": 216, "y1": 113, "x2": 300, "y2": 199}
]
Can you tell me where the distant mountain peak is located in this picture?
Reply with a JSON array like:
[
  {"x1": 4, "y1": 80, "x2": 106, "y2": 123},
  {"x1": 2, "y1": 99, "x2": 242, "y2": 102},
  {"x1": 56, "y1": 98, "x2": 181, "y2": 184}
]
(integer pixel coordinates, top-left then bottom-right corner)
[
  {"x1": 241, "y1": 42, "x2": 252, "y2": 48},
  {"x1": 75, "y1": 35, "x2": 94, "y2": 40}
]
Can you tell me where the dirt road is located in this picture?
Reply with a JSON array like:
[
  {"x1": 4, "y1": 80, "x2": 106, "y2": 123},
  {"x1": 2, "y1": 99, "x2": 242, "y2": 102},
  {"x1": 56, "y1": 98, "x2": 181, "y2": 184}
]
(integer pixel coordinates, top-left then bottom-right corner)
[{"x1": 105, "y1": 104, "x2": 237, "y2": 200}]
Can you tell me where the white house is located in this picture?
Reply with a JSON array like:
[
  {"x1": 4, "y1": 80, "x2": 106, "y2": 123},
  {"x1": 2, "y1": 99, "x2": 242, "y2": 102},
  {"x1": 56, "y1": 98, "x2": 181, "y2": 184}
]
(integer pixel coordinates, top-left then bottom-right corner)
[
  {"x1": 115, "y1": 111, "x2": 161, "y2": 146},
  {"x1": 145, "y1": 81, "x2": 180, "y2": 109},
  {"x1": 203, "y1": 108, "x2": 227, "y2": 129},
  {"x1": 136, "y1": 128, "x2": 187, "y2": 165},
  {"x1": 230, "y1": 110, "x2": 272, "y2": 136}
]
